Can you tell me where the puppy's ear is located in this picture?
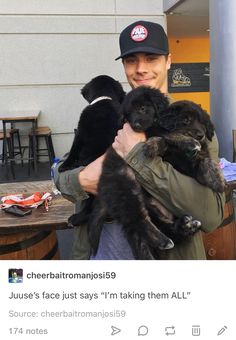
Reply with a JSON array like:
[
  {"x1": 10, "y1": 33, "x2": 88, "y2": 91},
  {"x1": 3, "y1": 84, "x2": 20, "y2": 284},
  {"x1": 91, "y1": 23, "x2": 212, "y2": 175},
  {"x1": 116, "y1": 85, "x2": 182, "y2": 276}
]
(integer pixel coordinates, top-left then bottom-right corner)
[
  {"x1": 152, "y1": 95, "x2": 169, "y2": 127},
  {"x1": 119, "y1": 89, "x2": 126, "y2": 104},
  {"x1": 118, "y1": 103, "x2": 127, "y2": 127},
  {"x1": 205, "y1": 119, "x2": 215, "y2": 141},
  {"x1": 158, "y1": 112, "x2": 176, "y2": 131},
  {"x1": 115, "y1": 81, "x2": 126, "y2": 104},
  {"x1": 151, "y1": 102, "x2": 161, "y2": 125},
  {"x1": 201, "y1": 110, "x2": 215, "y2": 141},
  {"x1": 117, "y1": 115, "x2": 125, "y2": 129},
  {"x1": 151, "y1": 92, "x2": 170, "y2": 126},
  {"x1": 81, "y1": 82, "x2": 90, "y2": 102}
]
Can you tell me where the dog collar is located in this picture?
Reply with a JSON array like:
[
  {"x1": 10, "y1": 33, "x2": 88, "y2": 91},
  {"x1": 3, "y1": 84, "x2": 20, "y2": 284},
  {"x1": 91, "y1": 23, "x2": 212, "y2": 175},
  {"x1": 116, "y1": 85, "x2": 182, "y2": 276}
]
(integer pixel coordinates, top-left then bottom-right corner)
[{"x1": 90, "y1": 96, "x2": 112, "y2": 105}]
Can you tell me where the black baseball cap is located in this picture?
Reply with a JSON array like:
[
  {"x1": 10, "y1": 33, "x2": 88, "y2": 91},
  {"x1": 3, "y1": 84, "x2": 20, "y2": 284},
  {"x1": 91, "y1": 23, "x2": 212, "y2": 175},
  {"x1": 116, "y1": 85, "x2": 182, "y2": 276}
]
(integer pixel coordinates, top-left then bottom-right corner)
[{"x1": 115, "y1": 20, "x2": 169, "y2": 60}]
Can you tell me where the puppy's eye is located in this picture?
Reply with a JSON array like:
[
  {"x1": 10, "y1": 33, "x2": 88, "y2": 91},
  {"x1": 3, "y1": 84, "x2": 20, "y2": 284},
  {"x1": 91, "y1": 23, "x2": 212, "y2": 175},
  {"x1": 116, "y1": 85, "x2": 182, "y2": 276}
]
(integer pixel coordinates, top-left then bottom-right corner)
[
  {"x1": 183, "y1": 117, "x2": 192, "y2": 125},
  {"x1": 140, "y1": 106, "x2": 146, "y2": 113}
]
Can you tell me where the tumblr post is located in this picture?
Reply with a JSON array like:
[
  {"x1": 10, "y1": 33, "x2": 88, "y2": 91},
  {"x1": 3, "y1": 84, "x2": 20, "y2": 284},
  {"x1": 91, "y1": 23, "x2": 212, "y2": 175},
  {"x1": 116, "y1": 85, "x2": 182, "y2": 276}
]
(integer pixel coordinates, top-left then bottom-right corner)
[{"x1": 0, "y1": 261, "x2": 235, "y2": 339}]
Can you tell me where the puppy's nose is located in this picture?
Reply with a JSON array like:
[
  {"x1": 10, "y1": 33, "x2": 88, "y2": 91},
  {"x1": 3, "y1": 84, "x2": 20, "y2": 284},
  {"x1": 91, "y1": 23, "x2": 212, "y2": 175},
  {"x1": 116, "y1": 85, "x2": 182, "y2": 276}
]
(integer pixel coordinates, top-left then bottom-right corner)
[
  {"x1": 196, "y1": 131, "x2": 204, "y2": 140},
  {"x1": 134, "y1": 120, "x2": 142, "y2": 128},
  {"x1": 134, "y1": 122, "x2": 142, "y2": 130}
]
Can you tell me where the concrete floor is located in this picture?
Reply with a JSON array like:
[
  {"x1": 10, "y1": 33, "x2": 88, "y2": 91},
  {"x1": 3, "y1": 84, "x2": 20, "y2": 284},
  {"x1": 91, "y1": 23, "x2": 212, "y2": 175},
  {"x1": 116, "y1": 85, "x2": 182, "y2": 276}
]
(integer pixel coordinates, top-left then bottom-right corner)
[{"x1": 0, "y1": 161, "x2": 51, "y2": 184}]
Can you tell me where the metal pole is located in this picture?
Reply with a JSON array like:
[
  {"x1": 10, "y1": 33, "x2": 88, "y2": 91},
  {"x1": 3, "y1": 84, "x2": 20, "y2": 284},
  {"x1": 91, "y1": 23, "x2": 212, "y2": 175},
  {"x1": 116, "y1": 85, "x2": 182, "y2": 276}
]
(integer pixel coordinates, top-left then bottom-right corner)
[{"x1": 210, "y1": 0, "x2": 236, "y2": 161}]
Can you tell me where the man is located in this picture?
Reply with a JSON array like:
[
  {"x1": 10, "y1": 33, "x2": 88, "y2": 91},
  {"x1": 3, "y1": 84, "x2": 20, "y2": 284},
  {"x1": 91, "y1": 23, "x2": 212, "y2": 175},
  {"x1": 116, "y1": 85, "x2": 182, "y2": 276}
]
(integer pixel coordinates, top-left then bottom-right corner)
[{"x1": 54, "y1": 20, "x2": 225, "y2": 260}]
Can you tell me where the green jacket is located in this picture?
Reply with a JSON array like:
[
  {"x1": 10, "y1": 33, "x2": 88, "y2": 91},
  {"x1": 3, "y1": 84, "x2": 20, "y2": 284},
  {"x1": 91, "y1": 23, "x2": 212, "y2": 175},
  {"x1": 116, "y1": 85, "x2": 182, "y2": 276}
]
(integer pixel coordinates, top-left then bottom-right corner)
[{"x1": 54, "y1": 134, "x2": 225, "y2": 260}]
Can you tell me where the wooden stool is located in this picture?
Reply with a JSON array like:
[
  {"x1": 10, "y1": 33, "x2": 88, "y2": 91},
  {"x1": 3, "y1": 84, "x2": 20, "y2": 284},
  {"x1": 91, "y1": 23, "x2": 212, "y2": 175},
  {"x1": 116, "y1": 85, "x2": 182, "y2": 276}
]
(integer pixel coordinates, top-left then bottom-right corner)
[
  {"x1": 0, "y1": 128, "x2": 23, "y2": 164},
  {"x1": 28, "y1": 126, "x2": 55, "y2": 168},
  {"x1": 0, "y1": 131, "x2": 12, "y2": 162}
]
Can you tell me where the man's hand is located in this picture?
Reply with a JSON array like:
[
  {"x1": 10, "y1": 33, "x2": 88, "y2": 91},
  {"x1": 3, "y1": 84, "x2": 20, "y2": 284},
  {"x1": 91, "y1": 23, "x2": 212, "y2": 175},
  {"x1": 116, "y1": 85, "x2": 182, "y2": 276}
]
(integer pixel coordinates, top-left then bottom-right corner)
[
  {"x1": 78, "y1": 154, "x2": 105, "y2": 195},
  {"x1": 112, "y1": 123, "x2": 146, "y2": 158}
]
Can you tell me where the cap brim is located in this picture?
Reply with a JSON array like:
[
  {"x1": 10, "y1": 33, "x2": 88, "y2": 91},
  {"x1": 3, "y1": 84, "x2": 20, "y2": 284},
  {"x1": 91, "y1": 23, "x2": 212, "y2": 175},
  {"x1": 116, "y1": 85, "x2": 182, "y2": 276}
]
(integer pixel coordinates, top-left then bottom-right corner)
[{"x1": 115, "y1": 46, "x2": 169, "y2": 60}]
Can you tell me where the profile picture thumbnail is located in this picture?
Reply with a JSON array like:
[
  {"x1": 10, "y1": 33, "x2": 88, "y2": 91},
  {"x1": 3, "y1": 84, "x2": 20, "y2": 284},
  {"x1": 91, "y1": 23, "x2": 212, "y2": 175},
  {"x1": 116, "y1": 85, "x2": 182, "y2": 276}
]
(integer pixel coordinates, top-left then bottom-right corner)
[{"x1": 8, "y1": 268, "x2": 23, "y2": 283}]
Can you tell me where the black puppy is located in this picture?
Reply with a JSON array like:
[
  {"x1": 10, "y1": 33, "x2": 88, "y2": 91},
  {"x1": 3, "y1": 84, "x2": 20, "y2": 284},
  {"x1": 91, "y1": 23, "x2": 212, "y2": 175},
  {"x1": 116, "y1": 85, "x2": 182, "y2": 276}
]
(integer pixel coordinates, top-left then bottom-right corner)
[
  {"x1": 59, "y1": 75, "x2": 125, "y2": 171},
  {"x1": 88, "y1": 87, "x2": 202, "y2": 260},
  {"x1": 144, "y1": 100, "x2": 225, "y2": 193},
  {"x1": 58, "y1": 75, "x2": 126, "y2": 225}
]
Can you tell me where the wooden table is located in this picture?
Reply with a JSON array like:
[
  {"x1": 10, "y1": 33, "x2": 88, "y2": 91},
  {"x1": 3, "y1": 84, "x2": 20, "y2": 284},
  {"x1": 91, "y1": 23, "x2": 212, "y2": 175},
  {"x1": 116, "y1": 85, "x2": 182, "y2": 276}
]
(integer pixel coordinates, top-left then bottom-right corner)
[
  {"x1": 0, "y1": 110, "x2": 41, "y2": 178},
  {"x1": 0, "y1": 181, "x2": 74, "y2": 260}
]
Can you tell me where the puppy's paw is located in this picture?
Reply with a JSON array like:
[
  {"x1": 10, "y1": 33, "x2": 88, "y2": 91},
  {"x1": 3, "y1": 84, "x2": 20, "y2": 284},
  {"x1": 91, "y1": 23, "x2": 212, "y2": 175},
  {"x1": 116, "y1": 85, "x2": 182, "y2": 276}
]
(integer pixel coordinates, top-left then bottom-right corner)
[
  {"x1": 177, "y1": 215, "x2": 201, "y2": 236},
  {"x1": 211, "y1": 179, "x2": 226, "y2": 193},
  {"x1": 164, "y1": 134, "x2": 201, "y2": 155},
  {"x1": 148, "y1": 225, "x2": 174, "y2": 250},
  {"x1": 143, "y1": 137, "x2": 167, "y2": 158},
  {"x1": 156, "y1": 234, "x2": 174, "y2": 250},
  {"x1": 144, "y1": 218, "x2": 174, "y2": 251},
  {"x1": 198, "y1": 158, "x2": 226, "y2": 193},
  {"x1": 182, "y1": 138, "x2": 201, "y2": 154}
]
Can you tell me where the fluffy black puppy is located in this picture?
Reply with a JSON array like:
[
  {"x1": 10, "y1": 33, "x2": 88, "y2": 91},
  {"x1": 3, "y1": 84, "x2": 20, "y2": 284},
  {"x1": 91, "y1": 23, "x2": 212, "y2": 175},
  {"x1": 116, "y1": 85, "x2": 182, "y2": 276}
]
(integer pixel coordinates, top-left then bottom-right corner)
[
  {"x1": 88, "y1": 87, "x2": 202, "y2": 260},
  {"x1": 58, "y1": 75, "x2": 126, "y2": 225},
  {"x1": 144, "y1": 100, "x2": 225, "y2": 193},
  {"x1": 59, "y1": 75, "x2": 125, "y2": 171}
]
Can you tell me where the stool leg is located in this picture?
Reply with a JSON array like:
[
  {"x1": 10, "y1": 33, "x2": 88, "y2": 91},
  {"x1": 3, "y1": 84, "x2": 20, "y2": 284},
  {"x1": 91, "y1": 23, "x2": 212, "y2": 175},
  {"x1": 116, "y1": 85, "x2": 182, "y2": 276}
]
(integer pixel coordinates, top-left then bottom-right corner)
[
  {"x1": 36, "y1": 135, "x2": 40, "y2": 163},
  {"x1": 28, "y1": 136, "x2": 33, "y2": 176},
  {"x1": 48, "y1": 135, "x2": 55, "y2": 164},
  {"x1": 45, "y1": 136, "x2": 52, "y2": 165},
  {"x1": 7, "y1": 138, "x2": 15, "y2": 179},
  {"x1": 16, "y1": 130, "x2": 24, "y2": 166},
  {"x1": 2, "y1": 141, "x2": 10, "y2": 180},
  {"x1": 1, "y1": 141, "x2": 4, "y2": 165}
]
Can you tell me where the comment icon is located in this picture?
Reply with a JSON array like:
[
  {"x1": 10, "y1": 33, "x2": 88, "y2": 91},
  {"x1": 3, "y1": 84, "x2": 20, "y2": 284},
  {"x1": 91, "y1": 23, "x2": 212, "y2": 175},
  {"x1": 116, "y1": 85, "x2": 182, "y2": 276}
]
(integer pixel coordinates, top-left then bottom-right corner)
[{"x1": 138, "y1": 325, "x2": 149, "y2": 336}]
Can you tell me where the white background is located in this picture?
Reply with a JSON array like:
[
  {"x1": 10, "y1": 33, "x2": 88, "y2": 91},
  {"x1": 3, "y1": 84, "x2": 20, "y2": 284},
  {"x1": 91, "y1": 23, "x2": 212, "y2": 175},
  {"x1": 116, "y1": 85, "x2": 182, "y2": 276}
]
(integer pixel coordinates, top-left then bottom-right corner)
[{"x1": 0, "y1": 260, "x2": 235, "y2": 339}]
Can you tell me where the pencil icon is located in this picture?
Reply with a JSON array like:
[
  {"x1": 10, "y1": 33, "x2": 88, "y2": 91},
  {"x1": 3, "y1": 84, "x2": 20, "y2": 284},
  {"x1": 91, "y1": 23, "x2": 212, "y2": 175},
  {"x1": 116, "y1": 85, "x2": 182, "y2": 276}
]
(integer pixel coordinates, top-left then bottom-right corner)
[{"x1": 217, "y1": 326, "x2": 227, "y2": 336}]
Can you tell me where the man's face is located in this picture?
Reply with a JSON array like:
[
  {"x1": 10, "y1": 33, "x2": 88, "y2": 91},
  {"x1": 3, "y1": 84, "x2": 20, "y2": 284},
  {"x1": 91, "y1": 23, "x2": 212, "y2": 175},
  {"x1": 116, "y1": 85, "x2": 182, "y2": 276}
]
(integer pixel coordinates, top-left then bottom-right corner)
[{"x1": 122, "y1": 53, "x2": 171, "y2": 93}]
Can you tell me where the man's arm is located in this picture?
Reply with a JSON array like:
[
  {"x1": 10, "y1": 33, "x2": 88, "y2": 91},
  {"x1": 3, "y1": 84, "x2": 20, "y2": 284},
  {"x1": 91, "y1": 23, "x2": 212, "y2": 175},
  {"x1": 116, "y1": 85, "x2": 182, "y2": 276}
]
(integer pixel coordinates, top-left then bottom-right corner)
[
  {"x1": 113, "y1": 124, "x2": 225, "y2": 232},
  {"x1": 54, "y1": 155, "x2": 105, "y2": 202}
]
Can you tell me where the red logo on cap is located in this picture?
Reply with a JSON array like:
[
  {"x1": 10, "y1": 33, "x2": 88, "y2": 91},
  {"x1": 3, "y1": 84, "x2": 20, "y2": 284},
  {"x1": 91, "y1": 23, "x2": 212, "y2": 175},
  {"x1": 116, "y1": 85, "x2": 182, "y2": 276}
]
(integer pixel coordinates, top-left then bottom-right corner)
[{"x1": 131, "y1": 25, "x2": 148, "y2": 42}]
